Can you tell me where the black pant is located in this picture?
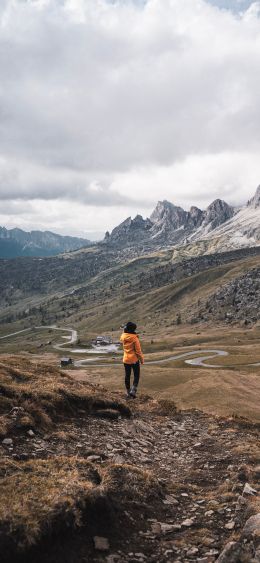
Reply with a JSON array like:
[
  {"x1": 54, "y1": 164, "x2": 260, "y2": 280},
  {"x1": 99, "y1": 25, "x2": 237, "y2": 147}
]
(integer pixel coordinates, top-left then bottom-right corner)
[{"x1": 124, "y1": 361, "x2": 140, "y2": 391}]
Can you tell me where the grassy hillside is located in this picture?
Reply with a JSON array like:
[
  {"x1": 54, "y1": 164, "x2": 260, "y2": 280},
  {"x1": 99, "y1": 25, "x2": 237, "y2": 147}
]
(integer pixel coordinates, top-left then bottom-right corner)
[
  {"x1": 31, "y1": 253, "x2": 260, "y2": 331},
  {"x1": 1, "y1": 323, "x2": 259, "y2": 422},
  {"x1": 70, "y1": 323, "x2": 260, "y2": 422},
  {"x1": 0, "y1": 246, "x2": 259, "y2": 333}
]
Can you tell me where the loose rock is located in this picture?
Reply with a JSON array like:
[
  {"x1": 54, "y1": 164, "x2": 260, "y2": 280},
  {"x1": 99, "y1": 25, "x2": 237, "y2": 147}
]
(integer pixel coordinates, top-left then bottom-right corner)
[
  {"x1": 94, "y1": 536, "x2": 110, "y2": 551},
  {"x1": 216, "y1": 541, "x2": 242, "y2": 562},
  {"x1": 2, "y1": 438, "x2": 13, "y2": 446},
  {"x1": 87, "y1": 455, "x2": 101, "y2": 462},
  {"x1": 243, "y1": 483, "x2": 257, "y2": 495},
  {"x1": 182, "y1": 518, "x2": 194, "y2": 527},
  {"x1": 151, "y1": 522, "x2": 161, "y2": 534},
  {"x1": 225, "y1": 521, "x2": 235, "y2": 530},
  {"x1": 243, "y1": 513, "x2": 260, "y2": 539}
]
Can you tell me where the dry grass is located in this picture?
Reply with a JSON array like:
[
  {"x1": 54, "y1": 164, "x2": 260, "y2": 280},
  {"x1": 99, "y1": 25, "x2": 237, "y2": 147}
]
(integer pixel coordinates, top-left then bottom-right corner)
[
  {"x1": 0, "y1": 356, "x2": 162, "y2": 559},
  {"x1": 0, "y1": 355, "x2": 131, "y2": 438},
  {"x1": 231, "y1": 442, "x2": 260, "y2": 465},
  {"x1": 156, "y1": 399, "x2": 178, "y2": 416},
  {"x1": 0, "y1": 456, "x2": 159, "y2": 556},
  {"x1": 77, "y1": 361, "x2": 260, "y2": 422},
  {"x1": 244, "y1": 498, "x2": 260, "y2": 520},
  {"x1": 72, "y1": 323, "x2": 260, "y2": 422},
  {"x1": 0, "y1": 418, "x2": 7, "y2": 438}
]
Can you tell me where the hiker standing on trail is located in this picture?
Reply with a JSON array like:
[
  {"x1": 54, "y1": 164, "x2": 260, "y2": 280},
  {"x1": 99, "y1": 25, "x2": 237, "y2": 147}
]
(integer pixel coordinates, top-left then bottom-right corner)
[{"x1": 120, "y1": 322, "x2": 144, "y2": 399}]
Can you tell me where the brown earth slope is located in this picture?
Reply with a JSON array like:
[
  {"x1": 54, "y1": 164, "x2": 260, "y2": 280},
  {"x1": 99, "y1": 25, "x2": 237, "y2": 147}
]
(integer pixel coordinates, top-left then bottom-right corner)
[{"x1": 0, "y1": 356, "x2": 260, "y2": 563}]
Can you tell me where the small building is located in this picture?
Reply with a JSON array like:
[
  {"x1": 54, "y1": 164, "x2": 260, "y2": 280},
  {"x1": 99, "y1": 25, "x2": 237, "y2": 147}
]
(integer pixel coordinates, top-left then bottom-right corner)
[
  {"x1": 60, "y1": 357, "x2": 73, "y2": 367},
  {"x1": 92, "y1": 335, "x2": 113, "y2": 346}
]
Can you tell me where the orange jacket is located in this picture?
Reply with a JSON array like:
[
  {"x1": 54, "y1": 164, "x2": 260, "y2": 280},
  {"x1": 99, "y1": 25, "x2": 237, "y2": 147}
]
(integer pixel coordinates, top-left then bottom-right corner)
[{"x1": 120, "y1": 332, "x2": 144, "y2": 364}]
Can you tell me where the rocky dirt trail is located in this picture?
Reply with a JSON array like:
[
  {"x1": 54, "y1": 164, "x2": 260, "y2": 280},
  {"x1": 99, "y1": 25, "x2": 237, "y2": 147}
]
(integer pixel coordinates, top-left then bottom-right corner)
[{"x1": 2, "y1": 393, "x2": 260, "y2": 563}]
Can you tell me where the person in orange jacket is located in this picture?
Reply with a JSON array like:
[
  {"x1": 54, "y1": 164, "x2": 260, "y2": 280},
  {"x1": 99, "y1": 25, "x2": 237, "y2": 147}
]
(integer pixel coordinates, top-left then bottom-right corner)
[{"x1": 120, "y1": 321, "x2": 144, "y2": 399}]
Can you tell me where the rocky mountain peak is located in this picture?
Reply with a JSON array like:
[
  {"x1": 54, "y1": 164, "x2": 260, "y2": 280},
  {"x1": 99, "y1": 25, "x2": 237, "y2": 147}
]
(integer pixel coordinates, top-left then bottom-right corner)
[
  {"x1": 150, "y1": 200, "x2": 184, "y2": 224},
  {"x1": 132, "y1": 214, "x2": 148, "y2": 227},
  {"x1": 202, "y1": 198, "x2": 234, "y2": 230},
  {"x1": 104, "y1": 214, "x2": 152, "y2": 245},
  {"x1": 188, "y1": 206, "x2": 203, "y2": 227},
  {"x1": 150, "y1": 200, "x2": 188, "y2": 234},
  {"x1": 247, "y1": 185, "x2": 260, "y2": 208},
  {"x1": 190, "y1": 205, "x2": 202, "y2": 214},
  {"x1": 102, "y1": 186, "x2": 259, "y2": 251}
]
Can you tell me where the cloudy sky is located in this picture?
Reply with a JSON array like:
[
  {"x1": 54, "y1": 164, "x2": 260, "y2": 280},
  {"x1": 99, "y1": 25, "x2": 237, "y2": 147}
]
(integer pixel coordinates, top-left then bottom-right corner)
[{"x1": 0, "y1": 0, "x2": 259, "y2": 238}]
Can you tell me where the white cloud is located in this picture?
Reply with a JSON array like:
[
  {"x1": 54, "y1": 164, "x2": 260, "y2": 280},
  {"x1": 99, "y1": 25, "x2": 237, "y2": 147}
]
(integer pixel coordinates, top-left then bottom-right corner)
[
  {"x1": 112, "y1": 151, "x2": 260, "y2": 210},
  {"x1": 0, "y1": 0, "x2": 259, "y2": 234},
  {"x1": 208, "y1": 0, "x2": 256, "y2": 12},
  {"x1": 0, "y1": 199, "x2": 144, "y2": 238}
]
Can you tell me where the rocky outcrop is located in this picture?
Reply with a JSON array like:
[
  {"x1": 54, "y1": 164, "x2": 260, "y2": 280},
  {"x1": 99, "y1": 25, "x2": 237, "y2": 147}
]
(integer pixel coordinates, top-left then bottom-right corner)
[
  {"x1": 135, "y1": 246, "x2": 260, "y2": 296},
  {"x1": 150, "y1": 200, "x2": 188, "y2": 230},
  {"x1": 148, "y1": 200, "x2": 190, "y2": 245},
  {"x1": 105, "y1": 214, "x2": 152, "y2": 246},
  {"x1": 188, "y1": 205, "x2": 204, "y2": 227},
  {"x1": 103, "y1": 186, "x2": 260, "y2": 254},
  {"x1": 104, "y1": 197, "x2": 234, "y2": 248},
  {"x1": 197, "y1": 267, "x2": 260, "y2": 325},
  {"x1": 216, "y1": 510, "x2": 260, "y2": 562},
  {"x1": 198, "y1": 199, "x2": 234, "y2": 232},
  {"x1": 196, "y1": 186, "x2": 260, "y2": 251},
  {"x1": 248, "y1": 185, "x2": 260, "y2": 209}
]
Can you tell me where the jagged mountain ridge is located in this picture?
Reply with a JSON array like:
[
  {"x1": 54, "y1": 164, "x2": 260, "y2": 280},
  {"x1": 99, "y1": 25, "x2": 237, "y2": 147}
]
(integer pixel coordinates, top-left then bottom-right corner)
[
  {"x1": 200, "y1": 186, "x2": 260, "y2": 250},
  {"x1": 104, "y1": 186, "x2": 260, "y2": 251},
  {"x1": 0, "y1": 227, "x2": 91, "y2": 258},
  {"x1": 248, "y1": 184, "x2": 260, "y2": 208}
]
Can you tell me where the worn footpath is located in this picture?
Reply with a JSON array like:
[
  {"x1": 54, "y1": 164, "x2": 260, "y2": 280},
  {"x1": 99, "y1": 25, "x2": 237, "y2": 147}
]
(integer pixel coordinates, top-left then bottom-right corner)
[{"x1": 2, "y1": 392, "x2": 260, "y2": 563}]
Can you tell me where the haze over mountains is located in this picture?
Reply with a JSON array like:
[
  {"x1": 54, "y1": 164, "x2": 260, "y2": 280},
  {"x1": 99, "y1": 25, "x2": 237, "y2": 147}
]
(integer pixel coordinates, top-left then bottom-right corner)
[{"x1": 0, "y1": 227, "x2": 91, "y2": 258}]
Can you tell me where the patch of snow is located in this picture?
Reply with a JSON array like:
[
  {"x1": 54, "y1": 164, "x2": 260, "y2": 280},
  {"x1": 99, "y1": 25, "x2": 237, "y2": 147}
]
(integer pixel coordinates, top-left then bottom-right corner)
[{"x1": 194, "y1": 205, "x2": 260, "y2": 249}]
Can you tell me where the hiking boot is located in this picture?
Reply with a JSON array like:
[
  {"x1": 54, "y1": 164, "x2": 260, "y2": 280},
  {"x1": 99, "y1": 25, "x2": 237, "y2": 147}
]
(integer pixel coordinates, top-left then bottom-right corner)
[
  {"x1": 125, "y1": 391, "x2": 131, "y2": 400},
  {"x1": 130, "y1": 386, "x2": 137, "y2": 398}
]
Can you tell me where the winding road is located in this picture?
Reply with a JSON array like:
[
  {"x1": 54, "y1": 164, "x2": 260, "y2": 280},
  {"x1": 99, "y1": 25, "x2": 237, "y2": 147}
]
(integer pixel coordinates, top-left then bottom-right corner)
[
  {"x1": 1, "y1": 324, "x2": 260, "y2": 369},
  {"x1": 74, "y1": 349, "x2": 229, "y2": 368}
]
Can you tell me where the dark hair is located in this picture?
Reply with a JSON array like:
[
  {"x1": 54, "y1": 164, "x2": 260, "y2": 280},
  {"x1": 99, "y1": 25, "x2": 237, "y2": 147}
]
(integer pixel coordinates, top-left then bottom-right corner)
[{"x1": 124, "y1": 321, "x2": 137, "y2": 334}]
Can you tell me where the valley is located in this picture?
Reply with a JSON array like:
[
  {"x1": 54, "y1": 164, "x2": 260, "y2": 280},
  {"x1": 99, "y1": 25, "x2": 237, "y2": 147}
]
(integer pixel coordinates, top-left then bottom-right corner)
[
  {"x1": 1, "y1": 321, "x2": 260, "y2": 423},
  {"x1": 0, "y1": 187, "x2": 260, "y2": 563},
  {"x1": 1, "y1": 0, "x2": 260, "y2": 557},
  {"x1": 1, "y1": 227, "x2": 259, "y2": 427}
]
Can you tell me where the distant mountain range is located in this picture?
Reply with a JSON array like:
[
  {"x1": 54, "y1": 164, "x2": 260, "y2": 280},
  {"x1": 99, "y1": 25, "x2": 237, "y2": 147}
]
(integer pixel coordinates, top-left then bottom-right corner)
[
  {"x1": 1, "y1": 186, "x2": 259, "y2": 259},
  {"x1": 0, "y1": 188, "x2": 259, "y2": 330},
  {"x1": 104, "y1": 186, "x2": 260, "y2": 253},
  {"x1": 0, "y1": 227, "x2": 91, "y2": 258}
]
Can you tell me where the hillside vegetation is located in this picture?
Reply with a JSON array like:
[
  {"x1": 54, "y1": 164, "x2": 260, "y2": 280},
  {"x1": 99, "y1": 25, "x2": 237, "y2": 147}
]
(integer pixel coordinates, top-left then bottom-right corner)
[
  {"x1": 0, "y1": 246, "x2": 260, "y2": 332},
  {"x1": 0, "y1": 356, "x2": 131, "y2": 438}
]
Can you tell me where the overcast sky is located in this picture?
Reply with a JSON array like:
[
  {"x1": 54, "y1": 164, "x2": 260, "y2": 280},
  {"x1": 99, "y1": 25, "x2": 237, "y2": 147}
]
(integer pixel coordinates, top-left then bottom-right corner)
[{"x1": 0, "y1": 0, "x2": 259, "y2": 238}]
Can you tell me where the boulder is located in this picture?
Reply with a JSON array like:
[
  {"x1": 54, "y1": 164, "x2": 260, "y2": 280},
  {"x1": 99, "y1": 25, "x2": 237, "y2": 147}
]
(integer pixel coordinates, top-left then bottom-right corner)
[{"x1": 243, "y1": 513, "x2": 260, "y2": 541}]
